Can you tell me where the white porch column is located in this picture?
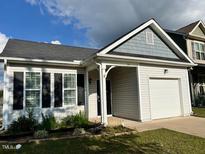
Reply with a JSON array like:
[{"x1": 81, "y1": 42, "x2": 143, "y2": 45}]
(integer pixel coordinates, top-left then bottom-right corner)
[
  {"x1": 3, "y1": 59, "x2": 9, "y2": 129},
  {"x1": 85, "y1": 69, "x2": 89, "y2": 119},
  {"x1": 99, "y1": 63, "x2": 108, "y2": 125}
]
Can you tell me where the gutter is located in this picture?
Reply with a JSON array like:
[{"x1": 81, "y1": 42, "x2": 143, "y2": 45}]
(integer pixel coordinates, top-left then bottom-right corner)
[{"x1": 96, "y1": 53, "x2": 197, "y2": 67}]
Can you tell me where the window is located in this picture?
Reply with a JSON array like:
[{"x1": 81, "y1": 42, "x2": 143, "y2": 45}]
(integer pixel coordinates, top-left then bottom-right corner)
[
  {"x1": 25, "y1": 72, "x2": 41, "y2": 107},
  {"x1": 146, "y1": 31, "x2": 154, "y2": 45},
  {"x1": 192, "y1": 41, "x2": 205, "y2": 60},
  {"x1": 63, "y1": 74, "x2": 76, "y2": 106}
]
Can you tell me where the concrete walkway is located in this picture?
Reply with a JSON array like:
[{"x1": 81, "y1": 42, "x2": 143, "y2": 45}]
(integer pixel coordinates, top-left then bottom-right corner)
[{"x1": 107, "y1": 116, "x2": 205, "y2": 138}]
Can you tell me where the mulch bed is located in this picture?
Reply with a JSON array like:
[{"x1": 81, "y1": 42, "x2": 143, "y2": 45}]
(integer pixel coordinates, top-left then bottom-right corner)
[{"x1": 0, "y1": 125, "x2": 136, "y2": 144}]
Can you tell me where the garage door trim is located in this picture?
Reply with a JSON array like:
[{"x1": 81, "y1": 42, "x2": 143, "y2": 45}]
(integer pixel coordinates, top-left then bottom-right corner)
[{"x1": 148, "y1": 77, "x2": 183, "y2": 120}]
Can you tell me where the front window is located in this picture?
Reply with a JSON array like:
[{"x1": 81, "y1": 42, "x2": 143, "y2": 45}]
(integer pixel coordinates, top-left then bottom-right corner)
[
  {"x1": 63, "y1": 74, "x2": 76, "y2": 106},
  {"x1": 25, "y1": 72, "x2": 41, "y2": 107},
  {"x1": 192, "y1": 42, "x2": 205, "y2": 60}
]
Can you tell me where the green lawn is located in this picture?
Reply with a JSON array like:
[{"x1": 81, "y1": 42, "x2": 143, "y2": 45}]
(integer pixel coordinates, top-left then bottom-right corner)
[
  {"x1": 193, "y1": 107, "x2": 205, "y2": 118},
  {"x1": 1, "y1": 129, "x2": 205, "y2": 154}
]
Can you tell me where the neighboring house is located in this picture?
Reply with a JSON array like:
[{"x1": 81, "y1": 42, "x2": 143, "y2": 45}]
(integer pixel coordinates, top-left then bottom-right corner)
[
  {"x1": 0, "y1": 19, "x2": 195, "y2": 129},
  {"x1": 167, "y1": 20, "x2": 205, "y2": 106}
]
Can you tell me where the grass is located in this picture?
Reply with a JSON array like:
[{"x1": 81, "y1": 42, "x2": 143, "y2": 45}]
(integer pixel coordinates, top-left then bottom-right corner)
[
  {"x1": 0, "y1": 128, "x2": 205, "y2": 154},
  {"x1": 192, "y1": 107, "x2": 205, "y2": 118}
]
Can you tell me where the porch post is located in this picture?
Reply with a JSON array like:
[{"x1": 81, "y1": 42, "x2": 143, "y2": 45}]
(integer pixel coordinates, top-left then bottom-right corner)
[
  {"x1": 99, "y1": 63, "x2": 108, "y2": 125},
  {"x1": 3, "y1": 59, "x2": 8, "y2": 129},
  {"x1": 85, "y1": 69, "x2": 89, "y2": 119}
]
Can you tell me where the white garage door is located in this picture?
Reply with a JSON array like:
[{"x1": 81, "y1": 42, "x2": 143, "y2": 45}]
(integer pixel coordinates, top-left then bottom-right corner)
[{"x1": 149, "y1": 78, "x2": 181, "y2": 119}]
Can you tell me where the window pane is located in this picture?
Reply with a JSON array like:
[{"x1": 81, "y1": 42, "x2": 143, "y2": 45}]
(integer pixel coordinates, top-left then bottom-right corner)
[
  {"x1": 26, "y1": 90, "x2": 40, "y2": 107},
  {"x1": 64, "y1": 90, "x2": 76, "y2": 105},
  {"x1": 201, "y1": 53, "x2": 205, "y2": 60},
  {"x1": 64, "y1": 74, "x2": 76, "y2": 88},
  {"x1": 199, "y1": 43, "x2": 204, "y2": 51},
  {"x1": 196, "y1": 52, "x2": 200, "y2": 60},
  {"x1": 194, "y1": 43, "x2": 199, "y2": 50},
  {"x1": 26, "y1": 72, "x2": 40, "y2": 89}
]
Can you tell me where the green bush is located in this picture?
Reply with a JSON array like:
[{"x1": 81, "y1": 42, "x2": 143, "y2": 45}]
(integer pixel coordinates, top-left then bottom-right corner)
[
  {"x1": 38, "y1": 113, "x2": 58, "y2": 131},
  {"x1": 34, "y1": 130, "x2": 48, "y2": 139},
  {"x1": 8, "y1": 109, "x2": 38, "y2": 134},
  {"x1": 61, "y1": 112, "x2": 89, "y2": 128}
]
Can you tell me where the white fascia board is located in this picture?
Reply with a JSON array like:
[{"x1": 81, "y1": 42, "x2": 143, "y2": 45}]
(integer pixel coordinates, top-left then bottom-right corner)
[
  {"x1": 0, "y1": 57, "x2": 82, "y2": 66},
  {"x1": 98, "y1": 19, "x2": 194, "y2": 65},
  {"x1": 96, "y1": 53, "x2": 197, "y2": 67},
  {"x1": 99, "y1": 19, "x2": 154, "y2": 54},
  {"x1": 189, "y1": 21, "x2": 205, "y2": 35},
  {"x1": 151, "y1": 21, "x2": 195, "y2": 64}
]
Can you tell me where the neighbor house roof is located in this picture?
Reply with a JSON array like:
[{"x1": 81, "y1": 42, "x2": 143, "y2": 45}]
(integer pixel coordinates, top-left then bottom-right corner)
[
  {"x1": 0, "y1": 39, "x2": 98, "y2": 62},
  {"x1": 176, "y1": 21, "x2": 200, "y2": 34}
]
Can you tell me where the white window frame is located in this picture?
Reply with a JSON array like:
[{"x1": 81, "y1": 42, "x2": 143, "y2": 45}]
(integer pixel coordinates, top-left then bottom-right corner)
[
  {"x1": 62, "y1": 73, "x2": 77, "y2": 107},
  {"x1": 146, "y1": 31, "x2": 154, "y2": 45},
  {"x1": 192, "y1": 40, "x2": 205, "y2": 60},
  {"x1": 24, "y1": 71, "x2": 42, "y2": 108}
]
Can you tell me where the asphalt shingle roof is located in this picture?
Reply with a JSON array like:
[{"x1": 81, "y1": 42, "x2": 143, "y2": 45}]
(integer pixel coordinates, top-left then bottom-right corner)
[
  {"x1": 0, "y1": 39, "x2": 98, "y2": 61},
  {"x1": 176, "y1": 21, "x2": 200, "y2": 34}
]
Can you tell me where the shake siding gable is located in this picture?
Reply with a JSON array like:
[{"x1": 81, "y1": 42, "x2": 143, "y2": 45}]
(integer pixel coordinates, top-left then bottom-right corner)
[{"x1": 112, "y1": 27, "x2": 180, "y2": 60}]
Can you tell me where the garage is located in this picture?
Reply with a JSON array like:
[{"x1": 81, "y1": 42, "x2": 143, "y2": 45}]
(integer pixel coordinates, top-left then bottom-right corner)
[{"x1": 149, "y1": 78, "x2": 182, "y2": 119}]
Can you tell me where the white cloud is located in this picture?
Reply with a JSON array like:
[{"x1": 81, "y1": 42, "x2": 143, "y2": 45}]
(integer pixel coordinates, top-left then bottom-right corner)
[
  {"x1": 25, "y1": 0, "x2": 38, "y2": 5},
  {"x1": 0, "y1": 32, "x2": 8, "y2": 53},
  {"x1": 51, "y1": 40, "x2": 61, "y2": 45},
  {"x1": 25, "y1": 0, "x2": 205, "y2": 47}
]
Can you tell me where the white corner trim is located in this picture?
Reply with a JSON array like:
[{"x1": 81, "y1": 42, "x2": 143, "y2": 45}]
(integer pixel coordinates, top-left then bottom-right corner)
[{"x1": 137, "y1": 64, "x2": 142, "y2": 121}]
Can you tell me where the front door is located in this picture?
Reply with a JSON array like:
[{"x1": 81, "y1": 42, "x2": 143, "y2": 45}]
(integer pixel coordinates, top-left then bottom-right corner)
[{"x1": 97, "y1": 80, "x2": 112, "y2": 116}]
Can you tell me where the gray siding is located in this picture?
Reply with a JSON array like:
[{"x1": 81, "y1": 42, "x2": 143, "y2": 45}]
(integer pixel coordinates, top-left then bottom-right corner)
[
  {"x1": 113, "y1": 27, "x2": 179, "y2": 59},
  {"x1": 111, "y1": 67, "x2": 140, "y2": 120}
]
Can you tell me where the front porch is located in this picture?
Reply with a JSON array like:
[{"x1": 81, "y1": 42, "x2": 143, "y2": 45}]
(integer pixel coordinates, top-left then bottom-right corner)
[{"x1": 85, "y1": 61, "x2": 141, "y2": 125}]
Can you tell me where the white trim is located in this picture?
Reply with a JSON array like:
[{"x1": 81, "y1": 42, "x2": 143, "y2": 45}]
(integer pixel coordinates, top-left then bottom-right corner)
[
  {"x1": 137, "y1": 64, "x2": 142, "y2": 121},
  {"x1": 98, "y1": 19, "x2": 194, "y2": 65},
  {"x1": 62, "y1": 73, "x2": 77, "y2": 107},
  {"x1": 96, "y1": 53, "x2": 197, "y2": 67},
  {"x1": 24, "y1": 72, "x2": 42, "y2": 108},
  {"x1": 1, "y1": 57, "x2": 81, "y2": 66},
  {"x1": 189, "y1": 20, "x2": 205, "y2": 35},
  {"x1": 146, "y1": 31, "x2": 154, "y2": 45}
]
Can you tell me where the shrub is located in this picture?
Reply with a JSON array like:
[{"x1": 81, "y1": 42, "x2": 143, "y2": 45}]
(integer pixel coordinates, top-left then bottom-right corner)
[
  {"x1": 8, "y1": 109, "x2": 38, "y2": 134},
  {"x1": 38, "y1": 113, "x2": 58, "y2": 131},
  {"x1": 34, "y1": 130, "x2": 49, "y2": 139},
  {"x1": 61, "y1": 112, "x2": 89, "y2": 128}
]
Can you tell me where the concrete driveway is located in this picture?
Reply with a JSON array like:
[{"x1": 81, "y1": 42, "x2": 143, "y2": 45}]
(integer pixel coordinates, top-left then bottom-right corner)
[{"x1": 108, "y1": 116, "x2": 205, "y2": 138}]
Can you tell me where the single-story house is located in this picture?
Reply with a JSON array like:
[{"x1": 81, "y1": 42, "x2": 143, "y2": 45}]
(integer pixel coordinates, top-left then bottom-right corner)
[{"x1": 0, "y1": 19, "x2": 196, "y2": 129}]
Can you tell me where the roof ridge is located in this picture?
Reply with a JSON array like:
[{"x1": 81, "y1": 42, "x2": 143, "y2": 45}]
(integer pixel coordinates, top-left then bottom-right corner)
[{"x1": 9, "y1": 38, "x2": 99, "y2": 50}]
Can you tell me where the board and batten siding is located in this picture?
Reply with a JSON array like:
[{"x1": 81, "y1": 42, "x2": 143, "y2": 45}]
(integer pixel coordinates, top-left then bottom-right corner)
[
  {"x1": 113, "y1": 27, "x2": 179, "y2": 60},
  {"x1": 111, "y1": 67, "x2": 140, "y2": 120},
  {"x1": 5, "y1": 64, "x2": 85, "y2": 125},
  {"x1": 139, "y1": 64, "x2": 192, "y2": 121}
]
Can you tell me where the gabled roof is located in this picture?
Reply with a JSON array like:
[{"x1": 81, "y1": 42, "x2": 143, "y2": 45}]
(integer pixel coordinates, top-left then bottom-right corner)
[
  {"x1": 0, "y1": 39, "x2": 98, "y2": 62},
  {"x1": 176, "y1": 21, "x2": 200, "y2": 34},
  {"x1": 176, "y1": 20, "x2": 205, "y2": 36},
  {"x1": 97, "y1": 19, "x2": 194, "y2": 64}
]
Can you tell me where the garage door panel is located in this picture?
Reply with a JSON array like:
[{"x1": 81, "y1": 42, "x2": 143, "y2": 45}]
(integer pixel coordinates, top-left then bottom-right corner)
[{"x1": 149, "y1": 79, "x2": 181, "y2": 119}]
